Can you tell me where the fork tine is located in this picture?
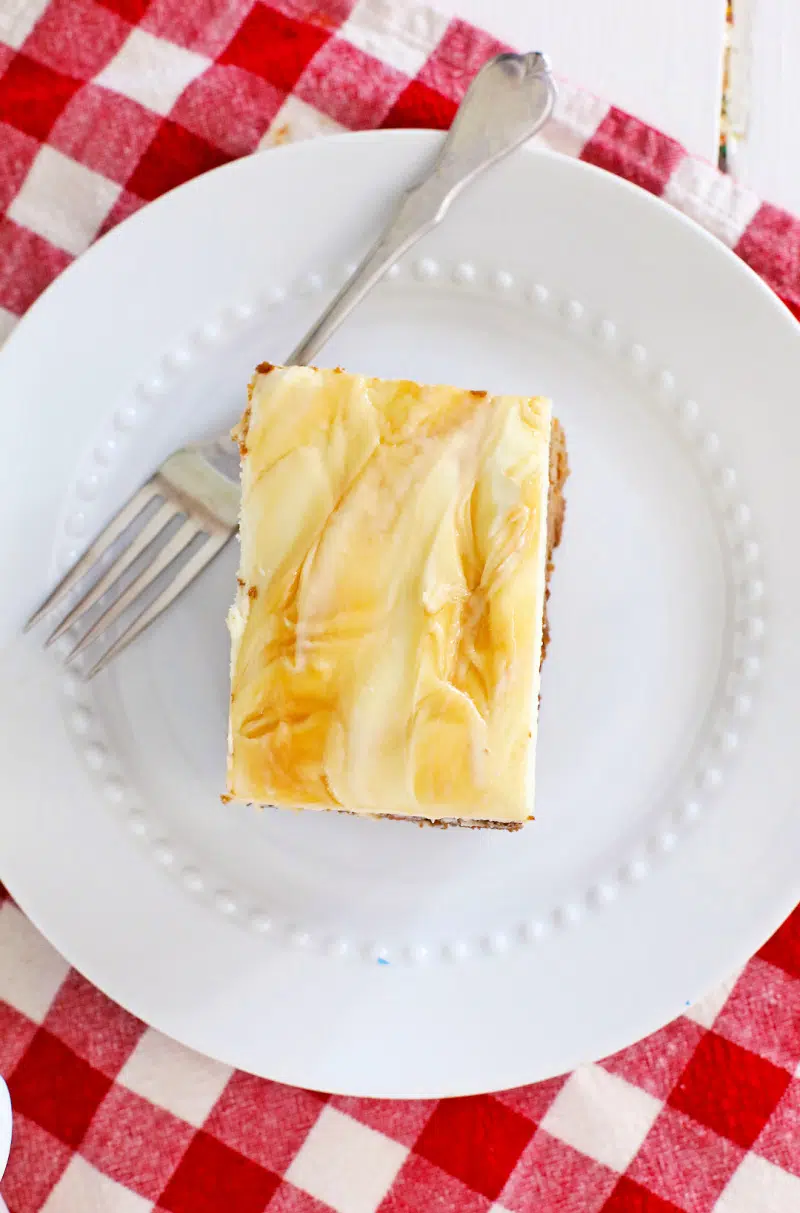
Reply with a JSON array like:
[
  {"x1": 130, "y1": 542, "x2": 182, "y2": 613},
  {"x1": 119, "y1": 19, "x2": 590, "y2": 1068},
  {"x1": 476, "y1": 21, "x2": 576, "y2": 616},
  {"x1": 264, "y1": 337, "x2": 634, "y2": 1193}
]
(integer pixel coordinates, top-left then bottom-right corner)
[
  {"x1": 86, "y1": 530, "x2": 230, "y2": 678},
  {"x1": 45, "y1": 500, "x2": 176, "y2": 647},
  {"x1": 65, "y1": 518, "x2": 200, "y2": 663},
  {"x1": 25, "y1": 483, "x2": 160, "y2": 633}
]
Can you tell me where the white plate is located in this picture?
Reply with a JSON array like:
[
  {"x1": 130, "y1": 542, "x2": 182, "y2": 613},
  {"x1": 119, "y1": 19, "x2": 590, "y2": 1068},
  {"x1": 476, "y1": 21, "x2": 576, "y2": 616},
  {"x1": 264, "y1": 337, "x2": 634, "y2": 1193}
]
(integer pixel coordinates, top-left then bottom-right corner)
[{"x1": 1, "y1": 131, "x2": 799, "y2": 1098}]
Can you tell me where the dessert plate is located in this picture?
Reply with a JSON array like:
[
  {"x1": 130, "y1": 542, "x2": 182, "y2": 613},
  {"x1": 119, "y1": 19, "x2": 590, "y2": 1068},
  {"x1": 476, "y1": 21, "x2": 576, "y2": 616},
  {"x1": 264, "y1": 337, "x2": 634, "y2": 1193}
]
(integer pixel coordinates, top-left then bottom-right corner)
[{"x1": 1, "y1": 131, "x2": 799, "y2": 1098}]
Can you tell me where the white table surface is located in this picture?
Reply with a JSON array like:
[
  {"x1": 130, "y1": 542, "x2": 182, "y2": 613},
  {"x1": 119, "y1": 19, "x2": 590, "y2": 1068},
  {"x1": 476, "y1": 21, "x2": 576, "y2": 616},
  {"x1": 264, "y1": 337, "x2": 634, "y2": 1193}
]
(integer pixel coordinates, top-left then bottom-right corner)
[{"x1": 436, "y1": 0, "x2": 800, "y2": 217}]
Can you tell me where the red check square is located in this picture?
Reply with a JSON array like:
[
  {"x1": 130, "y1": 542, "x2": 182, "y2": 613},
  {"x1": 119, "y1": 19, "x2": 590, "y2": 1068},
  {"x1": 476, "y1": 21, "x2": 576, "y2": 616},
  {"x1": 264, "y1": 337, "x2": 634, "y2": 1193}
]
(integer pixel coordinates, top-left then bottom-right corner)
[
  {"x1": 379, "y1": 1154, "x2": 492, "y2": 1213},
  {"x1": 414, "y1": 1094, "x2": 534, "y2": 1200},
  {"x1": 8, "y1": 1028, "x2": 112, "y2": 1149},
  {"x1": 0, "y1": 54, "x2": 81, "y2": 142},
  {"x1": 220, "y1": 3, "x2": 330, "y2": 94},
  {"x1": 141, "y1": 0, "x2": 256, "y2": 57},
  {"x1": 170, "y1": 63, "x2": 283, "y2": 156},
  {"x1": 50, "y1": 84, "x2": 160, "y2": 184},
  {"x1": 601, "y1": 1016, "x2": 707, "y2": 1101},
  {"x1": 296, "y1": 38, "x2": 406, "y2": 128},
  {"x1": 628, "y1": 1104, "x2": 745, "y2": 1211},
  {"x1": 0, "y1": 122, "x2": 40, "y2": 211},
  {"x1": 0, "y1": 1002, "x2": 37, "y2": 1077},
  {"x1": 0, "y1": 216, "x2": 72, "y2": 315},
  {"x1": 126, "y1": 117, "x2": 233, "y2": 200},
  {"x1": 21, "y1": 0, "x2": 130, "y2": 78},
  {"x1": 205, "y1": 1072, "x2": 326, "y2": 1174},
  {"x1": 499, "y1": 1128, "x2": 617, "y2": 1213},
  {"x1": 756, "y1": 904, "x2": 800, "y2": 981},
  {"x1": 0, "y1": 1113, "x2": 72, "y2": 1213},
  {"x1": 753, "y1": 1076, "x2": 800, "y2": 1179},
  {"x1": 668, "y1": 1030, "x2": 792, "y2": 1148},
  {"x1": 418, "y1": 18, "x2": 506, "y2": 102},
  {"x1": 582, "y1": 108, "x2": 684, "y2": 196},
  {"x1": 158, "y1": 1130, "x2": 280, "y2": 1213},
  {"x1": 43, "y1": 969, "x2": 145, "y2": 1078},
  {"x1": 736, "y1": 204, "x2": 800, "y2": 318},
  {"x1": 602, "y1": 1177, "x2": 684, "y2": 1213},
  {"x1": 267, "y1": 1181, "x2": 339, "y2": 1213},
  {"x1": 81, "y1": 1084, "x2": 195, "y2": 1201},
  {"x1": 381, "y1": 77, "x2": 456, "y2": 130}
]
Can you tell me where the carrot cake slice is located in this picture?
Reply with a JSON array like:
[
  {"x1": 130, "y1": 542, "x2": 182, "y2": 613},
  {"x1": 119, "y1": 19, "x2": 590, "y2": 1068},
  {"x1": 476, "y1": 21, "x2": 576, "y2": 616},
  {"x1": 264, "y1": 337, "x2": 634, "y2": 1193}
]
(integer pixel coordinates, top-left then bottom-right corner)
[{"x1": 227, "y1": 364, "x2": 567, "y2": 829}]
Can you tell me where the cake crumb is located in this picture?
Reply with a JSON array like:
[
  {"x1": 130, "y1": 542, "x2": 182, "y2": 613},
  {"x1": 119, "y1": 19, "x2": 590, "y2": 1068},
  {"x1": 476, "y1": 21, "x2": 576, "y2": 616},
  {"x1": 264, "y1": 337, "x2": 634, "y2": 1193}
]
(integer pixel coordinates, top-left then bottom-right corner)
[{"x1": 234, "y1": 403, "x2": 252, "y2": 456}]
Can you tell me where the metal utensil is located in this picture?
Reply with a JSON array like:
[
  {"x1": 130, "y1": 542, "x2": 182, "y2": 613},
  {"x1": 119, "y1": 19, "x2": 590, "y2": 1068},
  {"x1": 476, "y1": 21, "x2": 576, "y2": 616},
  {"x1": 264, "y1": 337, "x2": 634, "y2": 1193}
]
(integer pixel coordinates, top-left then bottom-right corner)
[{"x1": 27, "y1": 52, "x2": 555, "y2": 676}]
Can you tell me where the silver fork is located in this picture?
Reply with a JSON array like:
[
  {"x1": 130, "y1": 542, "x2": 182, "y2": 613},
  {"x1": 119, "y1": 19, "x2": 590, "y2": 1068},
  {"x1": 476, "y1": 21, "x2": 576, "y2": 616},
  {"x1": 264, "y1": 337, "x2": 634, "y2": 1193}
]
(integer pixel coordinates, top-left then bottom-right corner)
[{"x1": 27, "y1": 52, "x2": 555, "y2": 677}]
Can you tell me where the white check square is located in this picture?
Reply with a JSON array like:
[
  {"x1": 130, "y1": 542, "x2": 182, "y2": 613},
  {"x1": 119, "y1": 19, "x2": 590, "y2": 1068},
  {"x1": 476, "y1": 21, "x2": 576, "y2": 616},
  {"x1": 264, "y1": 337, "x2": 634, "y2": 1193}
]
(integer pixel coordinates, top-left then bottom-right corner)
[
  {"x1": 0, "y1": 0, "x2": 50, "y2": 49},
  {"x1": 544, "y1": 83, "x2": 610, "y2": 158},
  {"x1": 540, "y1": 1064, "x2": 662, "y2": 1173},
  {"x1": 117, "y1": 1027, "x2": 232, "y2": 1127},
  {"x1": 0, "y1": 902, "x2": 69, "y2": 1023},
  {"x1": 286, "y1": 1105, "x2": 408, "y2": 1213},
  {"x1": 715, "y1": 1154, "x2": 800, "y2": 1213},
  {"x1": 42, "y1": 1156, "x2": 151, "y2": 1213},
  {"x1": 664, "y1": 157, "x2": 761, "y2": 248},
  {"x1": 8, "y1": 147, "x2": 120, "y2": 256},
  {"x1": 96, "y1": 27, "x2": 211, "y2": 117},
  {"x1": 259, "y1": 95, "x2": 346, "y2": 149},
  {"x1": 338, "y1": 0, "x2": 448, "y2": 77}
]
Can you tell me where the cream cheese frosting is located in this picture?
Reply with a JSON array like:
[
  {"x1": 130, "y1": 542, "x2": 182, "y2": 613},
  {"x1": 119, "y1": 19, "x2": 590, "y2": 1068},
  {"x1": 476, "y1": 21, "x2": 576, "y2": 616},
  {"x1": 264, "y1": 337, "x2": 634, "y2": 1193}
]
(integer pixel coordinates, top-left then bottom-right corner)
[{"x1": 227, "y1": 365, "x2": 552, "y2": 824}]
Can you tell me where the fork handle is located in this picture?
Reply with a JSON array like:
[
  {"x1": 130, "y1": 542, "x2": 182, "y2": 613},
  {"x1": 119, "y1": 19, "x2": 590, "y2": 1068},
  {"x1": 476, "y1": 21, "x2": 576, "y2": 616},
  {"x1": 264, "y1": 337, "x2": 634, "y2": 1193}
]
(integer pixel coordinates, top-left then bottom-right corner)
[{"x1": 287, "y1": 52, "x2": 555, "y2": 367}]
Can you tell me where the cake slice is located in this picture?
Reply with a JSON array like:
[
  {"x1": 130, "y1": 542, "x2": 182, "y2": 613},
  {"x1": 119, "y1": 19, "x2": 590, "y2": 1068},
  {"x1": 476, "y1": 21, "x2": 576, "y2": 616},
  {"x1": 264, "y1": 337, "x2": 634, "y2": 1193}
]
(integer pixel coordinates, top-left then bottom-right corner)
[{"x1": 227, "y1": 364, "x2": 567, "y2": 829}]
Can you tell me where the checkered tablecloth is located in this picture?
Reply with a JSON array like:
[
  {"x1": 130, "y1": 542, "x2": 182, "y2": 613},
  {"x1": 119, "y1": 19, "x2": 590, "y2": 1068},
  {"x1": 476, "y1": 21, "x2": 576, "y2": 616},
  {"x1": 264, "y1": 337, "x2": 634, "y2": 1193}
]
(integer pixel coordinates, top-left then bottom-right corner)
[{"x1": 1, "y1": 1, "x2": 799, "y2": 1210}]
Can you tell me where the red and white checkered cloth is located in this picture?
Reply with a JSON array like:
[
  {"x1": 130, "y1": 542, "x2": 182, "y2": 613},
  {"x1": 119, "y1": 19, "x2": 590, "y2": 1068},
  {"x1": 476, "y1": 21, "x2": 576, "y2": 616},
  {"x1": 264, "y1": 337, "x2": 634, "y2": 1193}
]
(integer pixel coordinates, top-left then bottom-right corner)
[{"x1": 1, "y1": 2, "x2": 799, "y2": 1210}]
